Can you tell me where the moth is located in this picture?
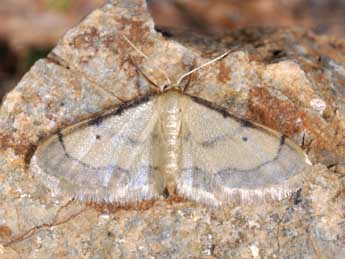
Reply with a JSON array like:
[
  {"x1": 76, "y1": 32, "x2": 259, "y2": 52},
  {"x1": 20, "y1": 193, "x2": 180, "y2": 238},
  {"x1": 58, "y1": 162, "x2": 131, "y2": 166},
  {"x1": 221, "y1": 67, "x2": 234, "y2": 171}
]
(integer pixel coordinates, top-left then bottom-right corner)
[{"x1": 30, "y1": 37, "x2": 310, "y2": 207}]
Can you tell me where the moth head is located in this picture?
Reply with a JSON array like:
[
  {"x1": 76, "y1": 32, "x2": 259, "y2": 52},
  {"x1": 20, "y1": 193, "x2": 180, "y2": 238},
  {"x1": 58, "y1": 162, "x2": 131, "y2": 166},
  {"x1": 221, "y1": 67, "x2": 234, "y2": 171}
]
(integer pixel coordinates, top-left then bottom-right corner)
[
  {"x1": 137, "y1": 67, "x2": 192, "y2": 94},
  {"x1": 159, "y1": 80, "x2": 189, "y2": 93},
  {"x1": 152, "y1": 50, "x2": 233, "y2": 94},
  {"x1": 122, "y1": 34, "x2": 234, "y2": 94}
]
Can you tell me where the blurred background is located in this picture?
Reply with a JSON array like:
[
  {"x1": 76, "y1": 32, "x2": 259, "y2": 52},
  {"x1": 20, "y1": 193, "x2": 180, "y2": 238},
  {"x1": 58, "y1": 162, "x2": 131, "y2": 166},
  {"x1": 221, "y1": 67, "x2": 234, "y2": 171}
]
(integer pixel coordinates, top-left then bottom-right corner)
[{"x1": 0, "y1": 0, "x2": 344, "y2": 101}]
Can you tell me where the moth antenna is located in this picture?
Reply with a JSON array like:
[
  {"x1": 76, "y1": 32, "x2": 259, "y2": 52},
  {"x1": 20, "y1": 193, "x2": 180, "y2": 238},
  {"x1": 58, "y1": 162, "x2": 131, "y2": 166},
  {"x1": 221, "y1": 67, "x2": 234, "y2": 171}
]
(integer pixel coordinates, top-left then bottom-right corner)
[
  {"x1": 128, "y1": 55, "x2": 161, "y2": 93},
  {"x1": 122, "y1": 35, "x2": 172, "y2": 90},
  {"x1": 176, "y1": 48, "x2": 237, "y2": 86},
  {"x1": 182, "y1": 68, "x2": 194, "y2": 92}
]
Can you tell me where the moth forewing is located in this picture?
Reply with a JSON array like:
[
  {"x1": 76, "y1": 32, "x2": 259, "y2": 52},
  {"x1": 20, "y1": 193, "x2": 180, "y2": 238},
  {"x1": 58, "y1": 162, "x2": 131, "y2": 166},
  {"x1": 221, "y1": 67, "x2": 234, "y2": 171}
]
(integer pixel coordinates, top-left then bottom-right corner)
[
  {"x1": 30, "y1": 95, "x2": 164, "y2": 203},
  {"x1": 176, "y1": 93, "x2": 309, "y2": 205}
]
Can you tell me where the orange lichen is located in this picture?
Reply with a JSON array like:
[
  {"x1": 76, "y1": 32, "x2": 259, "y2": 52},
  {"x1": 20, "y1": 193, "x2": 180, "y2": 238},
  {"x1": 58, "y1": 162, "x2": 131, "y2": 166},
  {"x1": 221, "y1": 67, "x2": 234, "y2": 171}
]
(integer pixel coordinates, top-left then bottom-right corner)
[
  {"x1": 0, "y1": 225, "x2": 12, "y2": 237},
  {"x1": 217, "y1": 61, "x2": 231, "y2": 84},
  {"x1": 0, "y1": 133, "x2": 31, "y2": 157},
  {"x1": 248, "y1": 87, "x2": 303, "y2": 136},
  {"x1": 71, "y1": 26, "x2": 100, "y2": 50},
  {"x1": 88, "y1": 200, "x2": 155, "y2": 213}
]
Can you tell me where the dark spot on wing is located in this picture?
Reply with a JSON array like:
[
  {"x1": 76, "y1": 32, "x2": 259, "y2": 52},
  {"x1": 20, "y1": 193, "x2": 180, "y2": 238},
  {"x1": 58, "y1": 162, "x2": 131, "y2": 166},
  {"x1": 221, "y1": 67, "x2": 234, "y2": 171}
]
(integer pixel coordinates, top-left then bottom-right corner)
[
  {"x1": 127, "y1": 137, "x2": 141, "y2": 146},
  {"x1": 242, "y1": 136, "x2": 248, "y2": 142},
  {"x1": 240, "y1": 120, "x2": 255, "y2": 128},
  {"x1": 88, "y1": 116, "x2": 105, "y2": 127},
  {"x1": 201, "y1": 135, "x2": 226, "y2": 147},
  {"x1": 96, "y1": 135, "x2": 101, "y2": 140}
]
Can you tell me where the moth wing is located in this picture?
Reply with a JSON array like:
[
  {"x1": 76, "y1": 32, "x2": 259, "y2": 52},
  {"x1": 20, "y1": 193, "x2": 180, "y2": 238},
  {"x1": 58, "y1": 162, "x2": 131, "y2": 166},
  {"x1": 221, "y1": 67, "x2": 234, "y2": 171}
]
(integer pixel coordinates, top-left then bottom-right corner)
[
  {"x1": 30, "y1": 96, "x2": 165, "y2": 204},
  {"x1": 177, "y1": 96, "x2": 308, "y2": 206}
]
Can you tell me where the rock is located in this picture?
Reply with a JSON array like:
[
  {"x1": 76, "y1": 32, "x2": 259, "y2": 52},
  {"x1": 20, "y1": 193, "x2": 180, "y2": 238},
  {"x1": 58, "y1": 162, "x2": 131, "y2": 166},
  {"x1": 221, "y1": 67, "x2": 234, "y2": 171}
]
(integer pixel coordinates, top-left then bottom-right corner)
[
  {"x1": 150, "y1": 0, "x2": 345, "y2": 38},
  {"x1": 0, "y1": 0, "x2": 344, "y2": 258}
]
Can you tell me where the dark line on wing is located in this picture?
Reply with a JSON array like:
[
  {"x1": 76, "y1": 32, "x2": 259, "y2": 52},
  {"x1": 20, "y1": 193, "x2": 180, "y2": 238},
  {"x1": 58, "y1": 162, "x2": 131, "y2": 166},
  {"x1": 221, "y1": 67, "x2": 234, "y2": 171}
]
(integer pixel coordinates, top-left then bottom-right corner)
[
  {"x1": 57, "y1": 130, "x2": 65, "y2": 150},
  {"x1": 180, "y1": 166, "x2": 214, "y2": 189},
  {"x1": 188, "y1": 95, "x2": 256, "y2": 129},
  {"x1": 281, "y1": 135, "x2": 286, "y2": 146},
  {"x1": 240, "y1": 120, "x2": 254, "y2": 128},
  {"x1": 57, "y1": 130, "x2": 129, "y2": 172},
  {"x1": 198, "y1": 125, "x2": 251, "y2": 148},
  {"x1": 187, "y1": 94, "x2": 289, "y2": 145},
  {"x1": 55, "y1": 92, "x2": 157, "y2": 171},
  {"x1": 182, "y1": 135, "x2": 286, "y2": 175},
  {"x1": 87, "y1": 94, "x2": 154, "y2": 127},
  {"x1": 218, "y1": 135, "x2": 285, "y2": 173},
  {"x1": 186, "y1": 95, "x2": 258, "y2": 148}
]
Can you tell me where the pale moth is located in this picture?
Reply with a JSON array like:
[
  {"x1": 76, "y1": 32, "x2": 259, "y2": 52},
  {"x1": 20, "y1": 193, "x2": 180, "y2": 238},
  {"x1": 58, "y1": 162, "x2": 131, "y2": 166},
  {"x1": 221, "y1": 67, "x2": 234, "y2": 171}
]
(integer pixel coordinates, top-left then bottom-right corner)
[{"x1": 30, "y1": 36, "x2": 310, "y2": 207}]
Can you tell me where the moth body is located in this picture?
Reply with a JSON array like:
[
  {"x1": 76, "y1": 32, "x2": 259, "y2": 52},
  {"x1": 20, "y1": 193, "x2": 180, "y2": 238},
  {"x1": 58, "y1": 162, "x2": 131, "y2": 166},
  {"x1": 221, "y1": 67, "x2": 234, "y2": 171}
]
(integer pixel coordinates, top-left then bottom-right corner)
[{"x1": 158, "y1": 91, "x2": 183, "y2": 195}]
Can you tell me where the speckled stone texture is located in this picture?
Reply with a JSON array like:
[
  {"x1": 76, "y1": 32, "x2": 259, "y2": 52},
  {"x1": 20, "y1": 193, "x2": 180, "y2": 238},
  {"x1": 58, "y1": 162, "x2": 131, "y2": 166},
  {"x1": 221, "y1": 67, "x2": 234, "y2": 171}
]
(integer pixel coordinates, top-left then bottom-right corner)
[{"x1": 0, "y1": 0, "x2": 344, "y2": 258}]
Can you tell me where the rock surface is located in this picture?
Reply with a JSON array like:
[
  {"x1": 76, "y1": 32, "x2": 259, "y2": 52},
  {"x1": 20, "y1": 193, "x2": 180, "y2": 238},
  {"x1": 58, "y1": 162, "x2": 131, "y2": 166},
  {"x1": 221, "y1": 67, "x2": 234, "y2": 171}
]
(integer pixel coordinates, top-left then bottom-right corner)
[
  {"x1": 0, "y1": 0, "x2": 344, "y2": 258},
  {"x1": 149, "y1": 0, "x2": 345, "y2": 38}
]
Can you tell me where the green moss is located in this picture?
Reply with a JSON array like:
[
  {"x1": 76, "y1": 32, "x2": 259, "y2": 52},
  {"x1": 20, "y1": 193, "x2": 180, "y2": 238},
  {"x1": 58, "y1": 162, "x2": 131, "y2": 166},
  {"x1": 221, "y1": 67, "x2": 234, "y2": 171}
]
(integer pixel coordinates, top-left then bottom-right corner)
[{"x1": 45, "y1": 0, "x2": 71, "y2": 12}]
